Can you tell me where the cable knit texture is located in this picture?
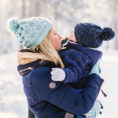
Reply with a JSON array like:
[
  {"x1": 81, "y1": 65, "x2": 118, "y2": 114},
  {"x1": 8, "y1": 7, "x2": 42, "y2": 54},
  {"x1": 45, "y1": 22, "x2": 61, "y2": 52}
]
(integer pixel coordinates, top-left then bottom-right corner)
[
  {"x1": 74, "y1": 23, "x2": 115, "y2": 48},
  {"x1": 8, "y1": 17, "x2": 52, "y2": 48}
]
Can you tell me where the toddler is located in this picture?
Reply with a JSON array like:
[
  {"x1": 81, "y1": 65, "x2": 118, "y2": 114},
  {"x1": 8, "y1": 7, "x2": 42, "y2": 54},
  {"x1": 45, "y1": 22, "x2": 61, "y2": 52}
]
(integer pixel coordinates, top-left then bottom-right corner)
[{"x1": 51, "y1": 23, "x2": 115, "y2": 118}]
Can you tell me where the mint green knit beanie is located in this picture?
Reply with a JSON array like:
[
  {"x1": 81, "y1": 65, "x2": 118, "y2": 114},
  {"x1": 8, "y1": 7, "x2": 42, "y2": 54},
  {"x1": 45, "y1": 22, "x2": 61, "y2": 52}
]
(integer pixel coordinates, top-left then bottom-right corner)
[{"x1": 8, "y1": 17, "x2": 53, "y2": 48}]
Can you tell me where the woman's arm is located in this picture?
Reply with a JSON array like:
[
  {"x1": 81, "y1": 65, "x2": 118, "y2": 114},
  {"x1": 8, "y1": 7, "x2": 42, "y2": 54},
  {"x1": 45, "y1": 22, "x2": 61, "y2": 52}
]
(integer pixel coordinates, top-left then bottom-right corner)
[{"x1": 31, "y1": 67, "x2": 104, "y2": 115}]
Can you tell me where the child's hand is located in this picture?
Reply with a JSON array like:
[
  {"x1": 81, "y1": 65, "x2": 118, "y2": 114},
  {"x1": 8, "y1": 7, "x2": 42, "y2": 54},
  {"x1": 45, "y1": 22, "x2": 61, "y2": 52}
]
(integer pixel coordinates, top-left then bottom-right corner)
[
  {"x1": 51, "y1": 68, "x2": 66, "y2": 81},
  {"x1": 67, "y1": 31, "x2": 76, "y2": 43}
]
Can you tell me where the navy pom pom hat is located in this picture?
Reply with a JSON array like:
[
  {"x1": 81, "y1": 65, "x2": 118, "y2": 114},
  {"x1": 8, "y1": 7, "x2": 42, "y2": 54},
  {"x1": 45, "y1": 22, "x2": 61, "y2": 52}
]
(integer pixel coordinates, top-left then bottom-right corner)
[
  {"x1": 74, "y1": 23, "x2": 115, "y2": 48},
  {"x1": 8, "y1": 17, "x2": 53, "y2": 48}
]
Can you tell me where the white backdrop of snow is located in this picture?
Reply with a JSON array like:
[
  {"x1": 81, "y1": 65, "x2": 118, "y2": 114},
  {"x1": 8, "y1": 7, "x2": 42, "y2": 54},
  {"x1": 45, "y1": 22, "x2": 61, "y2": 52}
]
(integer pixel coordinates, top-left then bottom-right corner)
[{"x1": 0, "y1": 50, "x2": 118, "y2": 118}]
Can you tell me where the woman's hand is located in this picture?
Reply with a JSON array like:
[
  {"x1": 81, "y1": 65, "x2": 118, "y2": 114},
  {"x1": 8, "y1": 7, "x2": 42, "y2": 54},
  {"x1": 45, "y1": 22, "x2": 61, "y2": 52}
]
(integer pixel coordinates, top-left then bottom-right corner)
[
  {"x1": 89, "y1": 59, "x2": 101, "y2": 75},
  {"x1": 51, "y1": 68, "x2": 66, "y2": 81}
]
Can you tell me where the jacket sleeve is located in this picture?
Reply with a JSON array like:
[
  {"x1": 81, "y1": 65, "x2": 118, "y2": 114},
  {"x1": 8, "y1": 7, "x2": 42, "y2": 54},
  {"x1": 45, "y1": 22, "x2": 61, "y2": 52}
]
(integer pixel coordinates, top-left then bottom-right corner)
[
  {"x1": 61, "y1": 49, "x2": 90, "y2": 83},
  {"x1": 31, "y1": 67, "x2": 104, "y2": 115}
]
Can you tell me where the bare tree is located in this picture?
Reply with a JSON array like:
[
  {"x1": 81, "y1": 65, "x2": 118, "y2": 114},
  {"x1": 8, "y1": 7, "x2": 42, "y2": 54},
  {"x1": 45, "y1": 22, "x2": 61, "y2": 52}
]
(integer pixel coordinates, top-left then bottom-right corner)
[
  {"x1": 29, "y1": 0, "x2": 34, "y2": 17},
  {"x1": 111, "y1": 0, "x2": 118, "y2": 49},
  {"x1": 113, "y1": 6, "x2": 118, "y2": 49},
  {"x1": 20, "y1": 0, "x2": 28, "y2": 49},
  {"x1": 29, "y1": 0, "x2": 40, "y2": 17},
  {"x1": 35, "y1": 0, "x2": 40, "y2": 16},
  {"x1": 22, "y1": 0, "x2": 27, "y2": 18}
]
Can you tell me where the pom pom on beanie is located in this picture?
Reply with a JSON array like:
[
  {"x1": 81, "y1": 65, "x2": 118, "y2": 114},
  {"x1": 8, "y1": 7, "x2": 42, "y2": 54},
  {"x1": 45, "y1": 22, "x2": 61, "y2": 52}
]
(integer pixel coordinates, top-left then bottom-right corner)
[
  {"x1": 100, "y1": 27, "x2": 115, "y2": 41},
  {"x1": 8, "y1": 18, "x2": 19, "y2": 34}
]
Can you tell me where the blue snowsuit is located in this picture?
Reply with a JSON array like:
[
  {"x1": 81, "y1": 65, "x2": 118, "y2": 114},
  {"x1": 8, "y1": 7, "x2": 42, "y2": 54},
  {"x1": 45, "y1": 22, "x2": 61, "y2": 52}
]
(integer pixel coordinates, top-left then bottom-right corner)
[{"x1": 60, "y1": 41, "x2": 102, "y2": 88}]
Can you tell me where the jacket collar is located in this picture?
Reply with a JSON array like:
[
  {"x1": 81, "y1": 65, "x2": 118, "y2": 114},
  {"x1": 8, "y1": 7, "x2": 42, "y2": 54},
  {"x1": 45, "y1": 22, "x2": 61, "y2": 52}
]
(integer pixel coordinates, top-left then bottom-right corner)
[
  {"x1": 61, "y1": 41, "x2": 103, "y2": 66},
  {"x1": 17, "y1": 49, "x2": 58, "y2": 76}
]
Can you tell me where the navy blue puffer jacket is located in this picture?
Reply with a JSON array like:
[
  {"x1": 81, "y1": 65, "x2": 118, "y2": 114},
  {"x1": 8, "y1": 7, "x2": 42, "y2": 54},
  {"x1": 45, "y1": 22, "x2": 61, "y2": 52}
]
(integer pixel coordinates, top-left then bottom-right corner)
[
  {"x1": 59, "y1": 41, "x2": 102, "y2": 89},
  {"x1": 17, "y1": 42, "x2": 103, "y2": 118}
]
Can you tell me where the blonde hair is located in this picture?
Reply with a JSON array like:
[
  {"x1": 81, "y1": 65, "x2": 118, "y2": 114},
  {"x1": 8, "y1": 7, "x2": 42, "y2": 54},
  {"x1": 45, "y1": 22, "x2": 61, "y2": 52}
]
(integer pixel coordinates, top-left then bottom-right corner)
[{"x1": 31, "y1": 31, "x2": 64, "y2": 68}]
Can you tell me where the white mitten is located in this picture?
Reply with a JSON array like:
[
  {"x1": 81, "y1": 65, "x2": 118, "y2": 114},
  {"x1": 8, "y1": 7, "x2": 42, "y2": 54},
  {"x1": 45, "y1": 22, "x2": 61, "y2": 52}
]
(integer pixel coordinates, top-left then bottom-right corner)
[{"x1": 51, "y1": 68, "x2": 66, "y2": 81}]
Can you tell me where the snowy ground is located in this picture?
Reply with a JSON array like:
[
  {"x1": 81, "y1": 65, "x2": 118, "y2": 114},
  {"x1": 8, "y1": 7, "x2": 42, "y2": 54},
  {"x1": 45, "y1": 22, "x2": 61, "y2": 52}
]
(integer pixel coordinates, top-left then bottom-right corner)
[
  {"x1": 0, "y1": 50, "x2": 118, "y2": 118},
  {"x1": 0, "y1": 52, "x2": 27, "y2": 118}
]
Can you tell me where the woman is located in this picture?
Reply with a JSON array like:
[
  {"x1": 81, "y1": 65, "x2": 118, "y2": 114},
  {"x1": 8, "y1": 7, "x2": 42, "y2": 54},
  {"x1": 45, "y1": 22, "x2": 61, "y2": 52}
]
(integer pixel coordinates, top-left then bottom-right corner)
[{"x1": 8, "y1": 17, "x2": 103, "y2": 118}]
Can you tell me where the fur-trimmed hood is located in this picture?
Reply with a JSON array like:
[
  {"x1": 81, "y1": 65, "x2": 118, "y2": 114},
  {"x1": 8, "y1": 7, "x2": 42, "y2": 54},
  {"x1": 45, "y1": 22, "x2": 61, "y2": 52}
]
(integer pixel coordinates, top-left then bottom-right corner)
[
  {"x1": 17, "y1": 49, "x2": 57, "y2": 76},
  {"x1": 17, "y1": 49, "x2": 51, "y2": 65}
]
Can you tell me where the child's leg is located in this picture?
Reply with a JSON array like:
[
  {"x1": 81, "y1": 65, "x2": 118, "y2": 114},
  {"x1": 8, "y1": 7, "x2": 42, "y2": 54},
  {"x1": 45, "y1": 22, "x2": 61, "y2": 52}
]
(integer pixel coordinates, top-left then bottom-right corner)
[
  {"x1": 76, "y1": 89, "x2": 102, "y2": 118},
  {"x1": 85, "y1": 99, "x2": 102, "y2": 118}
]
